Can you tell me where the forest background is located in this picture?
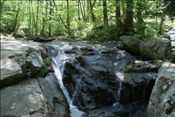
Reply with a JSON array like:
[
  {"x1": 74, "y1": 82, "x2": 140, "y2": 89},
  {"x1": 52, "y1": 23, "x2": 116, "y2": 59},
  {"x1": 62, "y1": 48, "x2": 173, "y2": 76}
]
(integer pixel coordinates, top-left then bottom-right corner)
[{"x1": 0, "y1": 0, "x2": 175, "y2": 41}]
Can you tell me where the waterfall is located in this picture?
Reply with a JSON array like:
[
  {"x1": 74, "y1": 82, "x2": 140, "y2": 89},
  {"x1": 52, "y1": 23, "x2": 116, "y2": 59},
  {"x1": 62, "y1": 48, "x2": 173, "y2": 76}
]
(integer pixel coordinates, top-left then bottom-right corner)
[
  {"x1": 45, "y1": 44, "x2": 83, "y2": 117},
  {"x1": 117, "y1": 81, "x2": 122, "y2": 102}
]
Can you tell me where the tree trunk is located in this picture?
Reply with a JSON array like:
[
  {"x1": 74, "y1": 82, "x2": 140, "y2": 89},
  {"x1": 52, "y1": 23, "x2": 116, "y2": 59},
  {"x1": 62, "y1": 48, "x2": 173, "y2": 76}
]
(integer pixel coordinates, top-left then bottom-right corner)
[
  {"x1": 136, "y1": 0, "x2": 145, "y2": 36},
  {"x1": 79, "y1": 0, "x2": 86, "y2": 22},
  {"x1": 78, "y1": 0, "x2": 81, "y2": 20},
  {"x1": 48, "y1": 0, "x2": 53, "y2": 36},
  {"x1": 36, "y1": 0, "x2": 39, "y2": 36},
  {"x1": 67, "y1": 0, "x2": 71, "y2": 35},
  {"x1": 89, "y1": 0, "x2": 96, "y2": 22},
  {"x1": 123, "y1": 0, "x2": 134, "y2": 34},
  {"x1": 28, "y1": 1, "x2": 32, "y2": 35},
  {"x1": 12, "y1": 3, "x2": 20, "y2": 32},
  {"x1": 41, "y1": 1, "x2": 48, "y2": 35},
  {"x1": 103, "y1": 0, "x2": 108, "y2": 28},
  {"x1": 0, "y1": 0, "x2": 6, "y2": 13},
  {"x1": 158, "y1": 1, "x2": 170, "y2": 34},
  {"x1": 87, "y1": 0, "x2": 90, "y2": 22},
  {"x1": 116, "y1": 0, "x2": 122, "y2": 28},
  {"x1": 53, "y1": 0, "x2": 70, "y2": 35},
  {"x1": 121, "y1": 0, "x2": 126, "y2": 19}
]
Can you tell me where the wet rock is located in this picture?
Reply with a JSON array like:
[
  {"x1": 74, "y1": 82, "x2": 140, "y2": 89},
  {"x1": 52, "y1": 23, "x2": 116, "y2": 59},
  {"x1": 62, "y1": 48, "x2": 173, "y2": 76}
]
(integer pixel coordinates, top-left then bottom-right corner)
[
  {"x1": 115, "y1": 56, "x2": 161, "y2": 103},
  {"x1": 139, "y1": 37, "x2": 174, "y2": 60},
  {"x1": 83, "y1": 101, "x2": 148, "y2": 117},
  {"x1": 36, "y1": 36, "x2": 55, "y2": 42},
  {"x1": 60, "y1": 42, "x2": 160, "y2": 115},
  {"x1": 119, "y1": 83, "x2": 133, "y2": 103},
  {"x1": 147, "y1": 62, "x2": 175, "y2": 117},
  {"x1": 38, "y1": 74, "x2": 70, "y2": 117}
]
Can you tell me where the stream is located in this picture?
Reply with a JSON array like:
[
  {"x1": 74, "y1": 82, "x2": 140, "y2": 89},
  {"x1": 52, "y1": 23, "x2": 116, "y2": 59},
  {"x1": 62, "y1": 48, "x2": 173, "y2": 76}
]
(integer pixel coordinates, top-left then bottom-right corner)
[
  {"x1": 45, "y1": 44, "x2": 84, "y2": 117},
  {"x1": 167, "y1": 29, "x2": 175, "y2": 52},
  {"x1": 44, "y1": 30, "x2": 175, "y2": 117}
]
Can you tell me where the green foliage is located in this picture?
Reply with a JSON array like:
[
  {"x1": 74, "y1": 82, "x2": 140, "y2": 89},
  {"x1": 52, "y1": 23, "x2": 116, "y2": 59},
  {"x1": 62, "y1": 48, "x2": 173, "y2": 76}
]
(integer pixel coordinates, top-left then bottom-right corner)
[
  {"x1": 36, "y1": 65, "x2": 48, "y2": 78},
  {"x1": 7, "y1": 34, "x2": 15, "y2": 40},
  {"x1": 1, "y1": 0, "x2": 174, "y2": 40},
  {"x1": 87, "y1": 25, "x2": 120, "y2": 41},
  {"x1": 25, "y1": 69, "x2": 32, "y2": 78}
]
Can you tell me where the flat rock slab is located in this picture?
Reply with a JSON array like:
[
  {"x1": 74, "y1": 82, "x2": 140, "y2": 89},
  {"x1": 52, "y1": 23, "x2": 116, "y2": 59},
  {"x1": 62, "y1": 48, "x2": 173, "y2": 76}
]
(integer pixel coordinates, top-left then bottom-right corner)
[
  {"x1": 147, "y1": 62, "x2": 175, "y2": 117},
  {"x1": 1, "y1": 79, "x2": 50, "y2": 117}
]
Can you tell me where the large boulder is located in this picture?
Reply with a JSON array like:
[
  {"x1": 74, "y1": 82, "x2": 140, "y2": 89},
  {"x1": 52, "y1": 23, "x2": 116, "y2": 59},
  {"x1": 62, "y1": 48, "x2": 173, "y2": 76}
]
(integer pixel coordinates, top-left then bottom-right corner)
[
  {"x1": 139, "y1": 37, "x2": 174, "y2": 60},
  {"x1": 1, "y1": 79, "x2": 50, "y2": 117},
  {"x1": 1, "y1": 59, "x2": 24, "y2": 88},
  {"x1": 0, "y1": 40, "x2": 70, "y2": 117},
  {"x1": 120, "y1": 36, "x2": 140, "y2": 54},
  {"x1": 0, "y1": 40, "x2": 49, "y2": 88},
  {"x1": 47, "y1": 42, "x2": 160, "y2": 117},
  {"x1": 38, "y1": 74, "x2": 70, "y2": 117},
  {"x1": 147, "y1": 62, "x2": 175, "y2": 117}
]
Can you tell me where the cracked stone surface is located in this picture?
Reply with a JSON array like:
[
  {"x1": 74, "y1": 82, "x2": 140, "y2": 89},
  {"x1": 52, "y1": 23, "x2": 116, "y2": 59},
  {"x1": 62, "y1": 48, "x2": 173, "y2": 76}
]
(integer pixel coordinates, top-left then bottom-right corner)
[
  {"x1": 139, "y1": 38, "x2": 174, "y2": 60},
  {"x1": 0, "y1": 40, "x2": 70, "y2": 117},
  {"x1": 0, "y1": 40, "x2": 47, "y2": 88},
  {"x1": 0, "y1": 79, "x2": 50, "y2": 117},
  {"x1": 147, "y1": 62, "x2": 175, "y2": 117}
]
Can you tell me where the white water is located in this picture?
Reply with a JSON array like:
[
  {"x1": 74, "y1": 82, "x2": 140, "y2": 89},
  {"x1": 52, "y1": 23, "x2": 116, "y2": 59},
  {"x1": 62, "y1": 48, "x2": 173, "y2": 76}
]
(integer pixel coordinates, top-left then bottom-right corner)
[
  {"x1": 117, "y1": 81, "x2": 122, "y2": 102},
  {"x1": 46, "y1": 44, "x2": 83, "y2": 117}
]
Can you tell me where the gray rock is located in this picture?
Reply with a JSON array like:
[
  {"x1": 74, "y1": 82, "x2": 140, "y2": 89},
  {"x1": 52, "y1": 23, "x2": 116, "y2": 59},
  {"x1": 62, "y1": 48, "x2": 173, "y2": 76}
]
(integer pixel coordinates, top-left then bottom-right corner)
[
  {"x1": 49, "y1": 42, "x2": 160, "y2": 117},
  {"x1": 120, "y1": 36, "x2": 140, "y2": 54},
  {"x1": 1, "y1": 79, "x2": 50, "y2": 117},
  {"x1": 139, "y1": 38, "x2": 174, "y2": 60},
  {"x1": 0, "y1": 59, "x2": 24, "y2": 88},
  {"x1": 26, "y1": 51, "x2": 45, "y2": 76},
  {"x1": 0, "y1": 40, "x2": 48, "y2": 88},
  {"x1": 0, "y1": 40, "x2": 70, "y2": 117},
  {"x1": 38, "y1": 74, "x2": 70, "y2": 117},
  {"x1": 147, "y1": 62, "x2": 175, "y2": 117}
]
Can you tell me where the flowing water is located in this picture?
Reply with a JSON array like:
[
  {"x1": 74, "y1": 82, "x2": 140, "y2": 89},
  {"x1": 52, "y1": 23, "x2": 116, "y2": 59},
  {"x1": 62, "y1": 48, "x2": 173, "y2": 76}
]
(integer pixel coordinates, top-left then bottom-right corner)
[
  {"x1": 45, "y1": 44, "x2": 84, "y2": 117},
  {"x1": 167, "y1": 30, "x2": 175, "y2": 52}
]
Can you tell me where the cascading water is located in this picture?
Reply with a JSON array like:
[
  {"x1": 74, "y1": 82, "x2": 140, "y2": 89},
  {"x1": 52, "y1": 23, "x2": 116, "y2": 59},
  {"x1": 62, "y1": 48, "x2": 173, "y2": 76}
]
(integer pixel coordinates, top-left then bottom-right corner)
[
  {"x1": 45, "y1": 44, "x2": 83, "y2": 117},
  {"x1": 117, "y1": 81, "x2": 122, "y2": 102},
  {"x1": 167, "y1": 30, "x2": 175, "y2": 51}
]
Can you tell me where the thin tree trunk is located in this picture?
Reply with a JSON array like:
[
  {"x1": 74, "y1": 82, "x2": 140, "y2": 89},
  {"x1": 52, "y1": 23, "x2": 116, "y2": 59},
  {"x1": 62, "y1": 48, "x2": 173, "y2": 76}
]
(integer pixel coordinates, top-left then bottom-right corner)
[
  {"x1": 87, "y1": 0, "x2": 90, "y2": 22},
  {"x1": 28, "y1": 1, "x2": 32, "y2": 35},
  {"x1": 123, "y1": 0, "x2": 134, "y2": 34},
  {"x1": 53, "y1": 0, "x2": 69, "y2": 34},
  {"x1": 89, "y1": 0, "x2": 96, "y2": 22},
  {"x1": 36, "y1": 0, "x2": 39, "y2": 36},
  {"x1": 48, "y1": 0, "x2": 53, "y2": 36},
  {"x1": 83, "y1": 0, "x2": 86, "y2": 22},
  {"x1": 79, "y1": 1, "x2": 86, "y2": 22},
  {"x1": 78, "y1": 0, "x2": 81, "y2": 20},
  {"x1": 103, "y1": 0, "x2": 108, "y2": 28},
  {"x1": 116, "y1": 0, "x2": 122, "y2": 28},
  {"x1": 32, "y1": 14, "x2": 36, "y2": 34},
  {"x1": 136, "y1": 0, "x2": 145, "y2": 35},
  {"x1": 41, "y1": 1, "x2": 48, "y2": 35},
  {"x1": 121, "y1": 0, "x2": 126, "y2": 19},
  {"x1": 158, "y1": 1, "x2": 170, "y2": 34},
  {"x1": 12, "y1": 3, "x2": 20, "y2": 32},
  {"x1": 67, "y1": 0, "x2": 71, "y2": 35}
]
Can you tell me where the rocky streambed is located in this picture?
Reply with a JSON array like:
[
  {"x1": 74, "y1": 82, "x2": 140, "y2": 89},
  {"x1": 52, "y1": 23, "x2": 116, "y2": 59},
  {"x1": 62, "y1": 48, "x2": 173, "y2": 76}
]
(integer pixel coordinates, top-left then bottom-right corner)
[
  {"x1": 45, "y1": 41, "x2": 162, "y2": 117},
  {"x1": 0, "y1": 31, "x2": 175, "y2": 117}
]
